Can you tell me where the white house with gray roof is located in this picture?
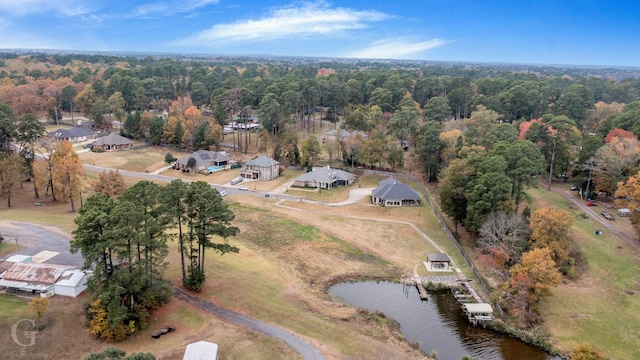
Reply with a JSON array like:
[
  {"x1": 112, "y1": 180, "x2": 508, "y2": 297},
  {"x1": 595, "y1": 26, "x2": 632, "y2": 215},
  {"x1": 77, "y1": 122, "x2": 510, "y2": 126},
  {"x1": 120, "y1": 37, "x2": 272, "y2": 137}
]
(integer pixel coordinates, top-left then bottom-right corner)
[
  {"x1": 371, "y1": 177, "x2": 421, "y2": 207},
  {"x1": 240, "y1": 155, "x2": 279, "y2": 180},
  {"x1": 293, "y1": 166, "x2": 355, "y2": 189}
]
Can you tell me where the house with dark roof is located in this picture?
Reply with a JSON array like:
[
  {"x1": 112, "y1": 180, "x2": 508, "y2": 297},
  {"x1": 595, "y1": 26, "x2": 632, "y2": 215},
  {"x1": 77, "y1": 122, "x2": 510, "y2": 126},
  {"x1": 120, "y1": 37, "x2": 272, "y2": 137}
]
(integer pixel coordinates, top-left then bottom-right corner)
[
  {"x1": 239, "y1": 155, "x2": 279, "y2": 180},
  {"x1": 48, "y1": 127, "x2": 95, "y2": 142},
  {"x1": 176, "y1": 150, "x2": 232, "y2": 172},
  {"x1": 371, "y1": 177, "x2": 421, "y2": 207},
  {"x1": 292, "y1": 166, "x2": 355, "y2": 189},
  {"x1": 91, "y1": 133, "x2": 134, "y2": 152}
]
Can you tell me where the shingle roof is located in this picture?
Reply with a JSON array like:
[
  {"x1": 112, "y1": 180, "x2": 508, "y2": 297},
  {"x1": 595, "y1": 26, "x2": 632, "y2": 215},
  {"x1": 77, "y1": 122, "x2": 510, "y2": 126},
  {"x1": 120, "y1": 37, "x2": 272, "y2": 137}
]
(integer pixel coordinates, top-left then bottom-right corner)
[
  {"x1": 372, "y1": 178, "x2": 421, "y2": 201},
  {"x1": 48, "y1": 127, "x2": 93, "y2": 138},
  {"x1": 93, "y1": 132, "x2": 133, "y2": 146},
  {"x1": 245, "y1": 155, "x2": 278, "y2": 167},
  {"x1": 295, "y1": 167, "x2": 355, "y2": 183},
  {"x1": 177, "y1": 150, "x2": 231, "y2": 167}
]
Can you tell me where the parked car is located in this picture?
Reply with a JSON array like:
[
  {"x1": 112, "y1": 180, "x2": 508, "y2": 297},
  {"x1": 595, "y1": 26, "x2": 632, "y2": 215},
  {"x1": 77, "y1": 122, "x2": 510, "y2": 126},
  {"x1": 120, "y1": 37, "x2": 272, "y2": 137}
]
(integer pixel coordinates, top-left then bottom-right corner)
[
  {"x1": 587, "y1": 200, "x2": 597, "y2": 206},
  {"x1": 570, "y1": 186, "x2": 580, "y2": 191},
  {"x1": 601, "y1": 211, "x2": 615, "y2": 220},
  {"x1": 238, "y1": 185, "x2": 248, "y2": 191},
  {"x1": 219, "y1": 191, "x2": 227, "y2": 197}
]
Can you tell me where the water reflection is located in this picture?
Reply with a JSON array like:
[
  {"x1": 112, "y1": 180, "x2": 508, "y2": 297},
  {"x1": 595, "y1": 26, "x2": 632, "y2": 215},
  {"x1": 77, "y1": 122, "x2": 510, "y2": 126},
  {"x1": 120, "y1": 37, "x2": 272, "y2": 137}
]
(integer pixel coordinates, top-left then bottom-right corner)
[{"x1": 329, "y1": 281, "x2": 555, "y2": 360}]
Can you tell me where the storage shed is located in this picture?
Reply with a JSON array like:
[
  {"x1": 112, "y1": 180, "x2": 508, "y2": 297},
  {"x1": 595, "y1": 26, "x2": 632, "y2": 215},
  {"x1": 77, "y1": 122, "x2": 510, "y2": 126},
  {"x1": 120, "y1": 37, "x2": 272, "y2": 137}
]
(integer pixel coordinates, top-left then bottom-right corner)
[
  {"x1": 617, "y1": 208, "x2": 631, "y2": 217},
  {"x1": 183, "y1": 341, "x2": 218, "y2": 360},
  {"x1": 53, "y1": 269, "x2": 90, "y2": 297}
]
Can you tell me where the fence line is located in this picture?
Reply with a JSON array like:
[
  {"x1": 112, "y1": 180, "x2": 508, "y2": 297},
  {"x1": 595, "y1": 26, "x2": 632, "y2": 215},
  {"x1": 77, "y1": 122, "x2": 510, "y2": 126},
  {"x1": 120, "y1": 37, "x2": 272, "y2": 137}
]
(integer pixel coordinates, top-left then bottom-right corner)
[{"x1": 357, "y1": 169, "x2": 503, "y2": 316}]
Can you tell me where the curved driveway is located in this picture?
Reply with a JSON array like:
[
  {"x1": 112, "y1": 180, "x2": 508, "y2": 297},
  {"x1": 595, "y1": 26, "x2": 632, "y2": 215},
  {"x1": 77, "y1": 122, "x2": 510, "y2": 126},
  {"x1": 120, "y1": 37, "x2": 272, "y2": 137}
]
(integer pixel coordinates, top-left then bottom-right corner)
[{"x1": 174, "y1": 288, "x2": 325, "y2": 360}]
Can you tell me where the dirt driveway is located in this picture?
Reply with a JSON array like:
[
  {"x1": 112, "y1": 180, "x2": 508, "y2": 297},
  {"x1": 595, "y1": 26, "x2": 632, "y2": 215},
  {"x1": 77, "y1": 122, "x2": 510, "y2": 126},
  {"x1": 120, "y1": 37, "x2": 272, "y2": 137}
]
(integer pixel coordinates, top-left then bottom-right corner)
[{"x1": 551, "y1": 185, "x2": 640, "y2": 251}]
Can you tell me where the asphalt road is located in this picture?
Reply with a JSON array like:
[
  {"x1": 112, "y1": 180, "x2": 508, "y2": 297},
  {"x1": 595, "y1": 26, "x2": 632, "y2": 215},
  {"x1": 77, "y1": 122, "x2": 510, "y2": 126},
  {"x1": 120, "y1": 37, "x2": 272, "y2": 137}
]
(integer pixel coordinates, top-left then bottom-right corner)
[
  {"x1": 83, "y1": 164, "x2": 301, "y2": 201},
  {"x1": 174, "y1": 288, "x2": 325, "y2": 360},
  {"x1": 0, "y1": 221, "x2": 84, "y2": 267}
]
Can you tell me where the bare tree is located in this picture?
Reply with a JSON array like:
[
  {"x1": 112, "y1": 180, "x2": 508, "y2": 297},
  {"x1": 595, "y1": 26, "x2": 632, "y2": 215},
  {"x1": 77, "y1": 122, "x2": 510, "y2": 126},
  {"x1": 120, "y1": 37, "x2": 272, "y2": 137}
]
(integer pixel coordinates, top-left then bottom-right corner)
[{"x1": 478, "y1": 211, "x2": 529, "y2": 262}]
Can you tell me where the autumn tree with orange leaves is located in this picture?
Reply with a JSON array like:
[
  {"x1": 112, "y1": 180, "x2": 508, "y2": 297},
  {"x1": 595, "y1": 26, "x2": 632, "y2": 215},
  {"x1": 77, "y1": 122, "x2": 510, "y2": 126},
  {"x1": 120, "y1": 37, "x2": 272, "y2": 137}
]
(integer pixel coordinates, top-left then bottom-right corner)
[
  {"x1": 92, "y1": 170, "x2": 126, "y2": 198},
  {"x1": 35, "y1": 140, "x2": 83, "y2": 211},
  {"x1": 530, "y1": 207, "x2": 575, "y2": 274},
  {"x1": 503, "y1": 247, "x2": 561, "y2": 327},
  {"x1": 50, "y1": 140, "x2": 83, "y2": 212},
  {"x1": 615, "y1": 170, "x2": 640, "y2": 238}
]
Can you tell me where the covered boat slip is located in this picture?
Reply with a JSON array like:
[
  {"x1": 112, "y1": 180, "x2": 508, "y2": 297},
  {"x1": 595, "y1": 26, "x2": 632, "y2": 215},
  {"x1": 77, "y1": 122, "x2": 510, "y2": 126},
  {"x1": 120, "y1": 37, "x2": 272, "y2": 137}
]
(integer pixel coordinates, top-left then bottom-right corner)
[{"x1": 462, "y1": 303, "x2": 494, "y2": 323}]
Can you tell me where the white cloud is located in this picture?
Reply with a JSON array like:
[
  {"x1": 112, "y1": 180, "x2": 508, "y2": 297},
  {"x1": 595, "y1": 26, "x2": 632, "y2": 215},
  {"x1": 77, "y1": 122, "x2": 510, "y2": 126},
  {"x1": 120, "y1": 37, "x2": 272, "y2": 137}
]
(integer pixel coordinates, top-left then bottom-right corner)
[
  {"x1": 133, "y1": 0, "x2": 219, "y2": 17},
  {"x1": 345, "y1": 38, "x2": 447, "y2": 59},
  {"x1": 0, "y1": 17, "x2": 64, "y2": 49},
  {"x1": 0, "y1": 0, "x2": 95, "y2": 17},
  {"x1": 174, "y1": 1, "x2": 388, "y2": 47}
]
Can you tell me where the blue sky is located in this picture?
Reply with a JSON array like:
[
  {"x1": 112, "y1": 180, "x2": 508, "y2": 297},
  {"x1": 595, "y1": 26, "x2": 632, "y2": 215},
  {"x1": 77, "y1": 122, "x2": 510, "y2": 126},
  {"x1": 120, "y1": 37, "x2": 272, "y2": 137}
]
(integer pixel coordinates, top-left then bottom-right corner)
[{"x1": 1, "y1": 0, "x2": 638, "y2": 67}]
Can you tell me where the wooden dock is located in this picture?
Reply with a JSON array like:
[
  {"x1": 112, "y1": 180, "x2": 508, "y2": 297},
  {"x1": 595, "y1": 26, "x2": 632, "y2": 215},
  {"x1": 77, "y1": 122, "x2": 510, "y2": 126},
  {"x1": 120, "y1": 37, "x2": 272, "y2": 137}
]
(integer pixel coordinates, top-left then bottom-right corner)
[{"x1": 402, "y1": 264, "x2": 493, "y2": 325}]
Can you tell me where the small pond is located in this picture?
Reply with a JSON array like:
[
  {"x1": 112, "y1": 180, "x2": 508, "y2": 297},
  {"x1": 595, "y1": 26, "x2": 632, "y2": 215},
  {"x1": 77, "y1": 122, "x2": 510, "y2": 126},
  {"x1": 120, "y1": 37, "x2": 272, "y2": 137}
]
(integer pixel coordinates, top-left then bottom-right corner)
[{"x1": 329, "y1": 281, "x2": 558, "y2": 360}]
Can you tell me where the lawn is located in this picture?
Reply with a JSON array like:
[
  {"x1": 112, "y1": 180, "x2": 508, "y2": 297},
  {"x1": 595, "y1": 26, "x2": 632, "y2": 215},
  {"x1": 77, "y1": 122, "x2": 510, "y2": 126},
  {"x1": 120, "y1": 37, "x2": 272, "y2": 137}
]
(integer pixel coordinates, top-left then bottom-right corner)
[
  {"x1": 527, "y1": 187, "x2": 640, "y2": 358},
  {"x1": 79, "y1": 145, "x2": 190, "y2": 173}
]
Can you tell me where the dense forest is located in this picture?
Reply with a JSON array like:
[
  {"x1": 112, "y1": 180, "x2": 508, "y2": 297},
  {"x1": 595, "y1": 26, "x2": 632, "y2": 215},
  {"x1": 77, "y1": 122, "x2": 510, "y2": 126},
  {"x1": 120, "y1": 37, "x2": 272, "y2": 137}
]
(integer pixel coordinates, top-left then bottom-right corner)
[{"x1": 1, "y1": 51, "x2": 640, "y2": 352}]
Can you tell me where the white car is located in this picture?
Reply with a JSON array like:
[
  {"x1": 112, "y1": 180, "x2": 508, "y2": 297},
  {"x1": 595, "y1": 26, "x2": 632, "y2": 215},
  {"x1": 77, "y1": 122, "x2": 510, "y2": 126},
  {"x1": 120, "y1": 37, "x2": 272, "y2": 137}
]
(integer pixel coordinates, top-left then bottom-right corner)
[
  {"x1": 238, "y1": 185, "x2": 248, "y2": 191},
  {"x1": 219, "y1": 191, "x2": 227, "y2": 197}
]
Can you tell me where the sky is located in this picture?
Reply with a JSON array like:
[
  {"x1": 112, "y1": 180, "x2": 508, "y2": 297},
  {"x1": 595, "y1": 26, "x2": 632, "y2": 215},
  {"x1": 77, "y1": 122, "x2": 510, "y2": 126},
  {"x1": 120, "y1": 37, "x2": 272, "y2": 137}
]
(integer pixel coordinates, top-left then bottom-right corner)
[{"x1": 0, "y1": 0, "x2": 639, "y2": 67}]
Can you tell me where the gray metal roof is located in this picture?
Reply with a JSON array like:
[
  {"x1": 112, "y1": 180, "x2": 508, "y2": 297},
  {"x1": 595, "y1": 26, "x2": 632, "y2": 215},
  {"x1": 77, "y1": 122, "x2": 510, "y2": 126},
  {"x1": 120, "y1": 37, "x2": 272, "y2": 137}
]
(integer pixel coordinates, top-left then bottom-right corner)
[
  {"x1": 245, "y1": 155, "x2": 278, "y2": 167},
  {"x1": 372, "y1": 178, "x2": 421, "y2": 201},
  {"x1": 295, "y1": 166, "x2": 355, "y2": 183}
]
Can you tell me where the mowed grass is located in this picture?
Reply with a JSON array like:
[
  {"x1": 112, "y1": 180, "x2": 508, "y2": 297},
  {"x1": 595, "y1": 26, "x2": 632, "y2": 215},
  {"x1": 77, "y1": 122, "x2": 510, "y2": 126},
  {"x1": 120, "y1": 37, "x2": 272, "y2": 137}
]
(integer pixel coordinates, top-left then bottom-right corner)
[
  {"x1": 79, "y1": 145, "x2": 190, "y2": 173},
  {"x1": 527, "y1": 187, "x2": 640, "y2": 358},
  {"x1": 0, "y1": 295, "x2": 29, "y2": 320}
]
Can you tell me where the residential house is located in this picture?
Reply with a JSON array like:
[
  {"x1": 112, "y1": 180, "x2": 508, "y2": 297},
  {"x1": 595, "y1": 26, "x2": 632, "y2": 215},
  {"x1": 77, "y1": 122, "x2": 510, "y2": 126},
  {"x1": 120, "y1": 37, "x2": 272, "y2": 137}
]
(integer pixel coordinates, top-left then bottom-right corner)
[
  {"x1": 176, "y1": 150, "x2": 232, "y2": 173},
  {"x1": 91, "y1": 133, "x2": 134, "y2": 152},
  {"x1": 293, "y1": 166, "x2": 355, "y2": 189},
  {"x1": 48, "y1": 127, "x2": 95, "y2": 143},
  {"x1": 371, "y1": 177, "x2": 421, "y2": 207},
  {"x1": 240, "y1": 155, "x2": 279, "y2": 180}
]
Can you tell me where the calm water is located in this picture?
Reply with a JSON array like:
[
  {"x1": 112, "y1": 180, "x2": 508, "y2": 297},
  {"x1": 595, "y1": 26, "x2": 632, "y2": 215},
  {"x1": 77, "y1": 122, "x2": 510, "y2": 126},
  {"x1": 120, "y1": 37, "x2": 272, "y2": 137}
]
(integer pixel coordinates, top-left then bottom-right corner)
[{"x1": 329, "y1": 281, "x2": 557, "y2": 360}]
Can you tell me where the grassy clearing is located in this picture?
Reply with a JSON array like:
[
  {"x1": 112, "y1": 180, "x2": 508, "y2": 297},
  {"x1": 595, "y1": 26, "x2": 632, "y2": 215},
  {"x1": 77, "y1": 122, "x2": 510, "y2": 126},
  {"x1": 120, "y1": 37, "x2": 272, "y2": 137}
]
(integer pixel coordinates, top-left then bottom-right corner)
[
  {"x1": 79, "y1": 146, "x2": 189, "y2": 173},
  {"x1": 0, "y1": 295, "x2": 29, "y2": 320},
  {"x1": 527, "y1": 187, "x2": 640, "y2": 358}
]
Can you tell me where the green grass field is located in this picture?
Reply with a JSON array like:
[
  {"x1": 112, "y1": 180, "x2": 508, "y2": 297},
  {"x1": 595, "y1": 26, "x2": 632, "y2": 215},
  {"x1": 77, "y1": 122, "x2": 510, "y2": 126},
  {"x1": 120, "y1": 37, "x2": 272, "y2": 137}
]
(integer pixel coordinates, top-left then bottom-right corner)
[{"x1": 527, "y1": 187, "x2": 640, "y2": 358}]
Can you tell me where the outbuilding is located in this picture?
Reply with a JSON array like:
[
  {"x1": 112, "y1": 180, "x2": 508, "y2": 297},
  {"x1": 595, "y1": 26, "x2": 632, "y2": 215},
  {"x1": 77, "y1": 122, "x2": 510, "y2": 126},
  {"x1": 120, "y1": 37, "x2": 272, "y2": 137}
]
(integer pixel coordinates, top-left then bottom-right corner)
[
  {"x1": 183, "y1": 341, "x2": 218, "y2": 360},
  {"x1": 617, "y1": 208, "x2": 632, "y2": 217},
  {"x1": 425, "y1": 253, "x2": 452, "y2": 271},
  {"x1": 53, "y1": 269, "x2": 90, "y2": 297}
]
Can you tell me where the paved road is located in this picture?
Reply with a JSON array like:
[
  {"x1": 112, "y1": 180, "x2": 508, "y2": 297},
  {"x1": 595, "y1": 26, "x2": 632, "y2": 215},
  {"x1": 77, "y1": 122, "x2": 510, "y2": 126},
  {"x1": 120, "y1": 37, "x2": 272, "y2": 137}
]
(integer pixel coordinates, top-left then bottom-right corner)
[
  {"x1": 0, "y1": 221, "x2": 83, "y2": 267},
  {"x1": 174, "y1": 288, "x2": 325, "y2": 360}
]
